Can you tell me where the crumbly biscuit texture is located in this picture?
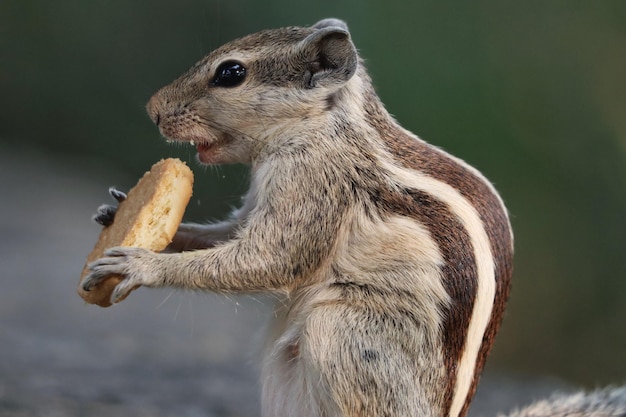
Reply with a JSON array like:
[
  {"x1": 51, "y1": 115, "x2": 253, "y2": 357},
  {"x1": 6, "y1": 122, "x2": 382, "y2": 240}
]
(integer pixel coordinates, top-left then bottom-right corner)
[{"x1": 78, "y1": 158, "x2": 194, "y2": 307}]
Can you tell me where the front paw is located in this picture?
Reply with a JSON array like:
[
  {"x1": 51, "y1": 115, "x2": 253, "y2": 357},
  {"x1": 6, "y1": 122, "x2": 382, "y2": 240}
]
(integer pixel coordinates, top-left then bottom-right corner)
[
  {"x1": 82, "y1": 247, "x2": 159, "y2": 304},
  {"x1": 92, "y1": 187, "x2": 127, "y2": 227}
]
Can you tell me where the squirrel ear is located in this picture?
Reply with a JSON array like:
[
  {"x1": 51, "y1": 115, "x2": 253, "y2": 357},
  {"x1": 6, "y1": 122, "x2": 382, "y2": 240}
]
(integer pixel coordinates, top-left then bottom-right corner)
[
  {"x1": 299, "y1": 23, "x2": 357, "y2": 89},
  {"x1": 312, "y1": 18, "x2": 349, "y2": 32}
]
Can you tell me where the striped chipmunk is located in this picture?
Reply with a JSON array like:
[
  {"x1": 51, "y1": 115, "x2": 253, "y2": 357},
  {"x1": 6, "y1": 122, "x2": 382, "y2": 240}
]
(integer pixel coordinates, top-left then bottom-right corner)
[{"x1": 84, "y1": 18, "x2": 626, "y2": 417}]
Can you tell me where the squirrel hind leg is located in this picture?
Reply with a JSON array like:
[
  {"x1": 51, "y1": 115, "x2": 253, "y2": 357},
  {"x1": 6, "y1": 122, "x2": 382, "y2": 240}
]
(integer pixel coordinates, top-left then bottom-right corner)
[
  {"x1": 261, "y1": 339, "x2": 338, "y2": 417},
  {"x1": 261, "y1": 304, "x2": 443, "y2": 417}
]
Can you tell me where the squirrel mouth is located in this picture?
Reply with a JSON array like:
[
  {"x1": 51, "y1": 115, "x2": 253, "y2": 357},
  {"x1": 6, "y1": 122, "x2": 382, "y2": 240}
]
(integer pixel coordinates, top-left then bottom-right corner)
[
  {"x1": 165, "y1": 135, "x2": 229, "y2": 164},
  {"x1": 196, "y1": 140, "x2": 220, "y2": 164}
]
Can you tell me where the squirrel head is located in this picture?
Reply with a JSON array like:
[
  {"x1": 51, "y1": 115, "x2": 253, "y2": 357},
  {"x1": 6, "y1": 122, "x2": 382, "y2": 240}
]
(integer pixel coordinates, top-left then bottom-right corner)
[{"x1": 146, "y1": 18, "x2": 358, "y2": 165}]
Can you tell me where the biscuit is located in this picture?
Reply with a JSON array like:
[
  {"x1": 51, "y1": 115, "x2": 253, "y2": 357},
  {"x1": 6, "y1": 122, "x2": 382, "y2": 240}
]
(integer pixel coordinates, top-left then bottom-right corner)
[{"x1": 78, "y1": 158, "x2": 194, "y2": 307}]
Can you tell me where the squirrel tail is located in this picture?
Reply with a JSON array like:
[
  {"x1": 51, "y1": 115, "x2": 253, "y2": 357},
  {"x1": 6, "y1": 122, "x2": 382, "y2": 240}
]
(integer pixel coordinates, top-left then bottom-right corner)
[{"x1": 502, "y1": 386, "x2": 626, "y2": 417}]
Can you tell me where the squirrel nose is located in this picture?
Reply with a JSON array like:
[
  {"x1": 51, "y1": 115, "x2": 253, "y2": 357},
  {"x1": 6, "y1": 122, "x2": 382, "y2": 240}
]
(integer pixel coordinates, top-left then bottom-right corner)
[{"x1": 146, "y1": 94, "x2": 162, "y2": 126}]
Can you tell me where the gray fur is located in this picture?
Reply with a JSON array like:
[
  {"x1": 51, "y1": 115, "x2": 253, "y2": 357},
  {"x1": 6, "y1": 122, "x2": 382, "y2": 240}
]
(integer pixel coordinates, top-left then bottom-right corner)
[
  {"x1": 312, "y1": 18, "x2": 349, "y2": 31},
  {"x1": 502, "y1": 387, "x2": 626, "y2": 417}
]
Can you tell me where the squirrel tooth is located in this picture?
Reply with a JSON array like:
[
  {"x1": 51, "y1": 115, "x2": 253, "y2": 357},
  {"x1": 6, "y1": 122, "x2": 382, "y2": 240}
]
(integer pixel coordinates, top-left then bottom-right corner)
[{"x1": 190, "y1": 140, "x2": 195, "y2": 146}]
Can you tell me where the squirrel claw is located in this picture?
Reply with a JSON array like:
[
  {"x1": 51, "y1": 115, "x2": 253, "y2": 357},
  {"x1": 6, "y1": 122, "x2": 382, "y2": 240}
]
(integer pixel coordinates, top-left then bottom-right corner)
[
  {"x1": 92, "y1": 204, "x2": 117, "y2": 227},
  {"x1": 108, "y1": 187, "x2": 127, "y2": 203},
  {"x1": 91, "y1": 187, "x2": 127, "y2": 226},
  {"x1": 82, "y1": 252, "x2": 129, "y2": 291},
  {"x1": 82, "y1": 247, "x2": 158, "y2": 301}
]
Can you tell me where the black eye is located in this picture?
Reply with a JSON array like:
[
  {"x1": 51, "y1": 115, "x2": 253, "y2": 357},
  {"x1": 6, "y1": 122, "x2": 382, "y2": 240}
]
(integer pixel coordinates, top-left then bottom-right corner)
[{"x1": 211, "y1": 61, "x2": 246, "y2": 87}]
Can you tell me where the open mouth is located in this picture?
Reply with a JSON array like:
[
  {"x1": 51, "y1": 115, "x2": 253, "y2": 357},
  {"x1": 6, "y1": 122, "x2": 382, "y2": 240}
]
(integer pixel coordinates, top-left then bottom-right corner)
[
  {"x1": 195, "y1": 140, "x2": 220, "y2": 164},
  {"x1": 164, "y1": 134, "x2": 228, "y2": 164}
]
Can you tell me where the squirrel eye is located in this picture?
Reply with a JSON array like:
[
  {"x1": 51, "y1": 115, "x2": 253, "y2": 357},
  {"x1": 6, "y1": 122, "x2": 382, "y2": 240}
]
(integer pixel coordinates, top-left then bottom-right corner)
[{"x1": 212, "y1": 61, "x2": 246, "y2": 87}]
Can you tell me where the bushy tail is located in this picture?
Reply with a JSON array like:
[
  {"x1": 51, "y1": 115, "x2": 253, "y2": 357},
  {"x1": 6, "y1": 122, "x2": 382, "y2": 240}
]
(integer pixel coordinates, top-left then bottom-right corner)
[{"x1": 501, "y1": 386, "x2": 626, "y2": 417}]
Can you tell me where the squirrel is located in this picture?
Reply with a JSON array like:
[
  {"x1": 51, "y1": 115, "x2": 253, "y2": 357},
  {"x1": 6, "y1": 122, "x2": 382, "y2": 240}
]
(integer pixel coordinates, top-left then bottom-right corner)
[{"x1": 83, "y1": 18, "x2": 625, "y2": 417}]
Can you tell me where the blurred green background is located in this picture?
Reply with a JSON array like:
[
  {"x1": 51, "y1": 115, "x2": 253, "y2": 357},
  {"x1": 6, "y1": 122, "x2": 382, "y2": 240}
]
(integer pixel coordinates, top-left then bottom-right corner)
[{"x1": 2, "y1": 0, "x2": 625, "y2": 387}]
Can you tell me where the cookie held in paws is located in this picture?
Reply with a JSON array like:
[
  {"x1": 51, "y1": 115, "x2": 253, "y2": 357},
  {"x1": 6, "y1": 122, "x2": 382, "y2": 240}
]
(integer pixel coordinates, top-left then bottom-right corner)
[{"x1": 78, "y1": 158, "x2": 194, "y2": 307}]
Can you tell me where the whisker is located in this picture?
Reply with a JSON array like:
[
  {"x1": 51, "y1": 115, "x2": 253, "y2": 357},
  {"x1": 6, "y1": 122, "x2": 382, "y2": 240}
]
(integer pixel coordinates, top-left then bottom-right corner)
[{"x1": 156, "y1": 289, "x2": 177, "y2": 309}]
